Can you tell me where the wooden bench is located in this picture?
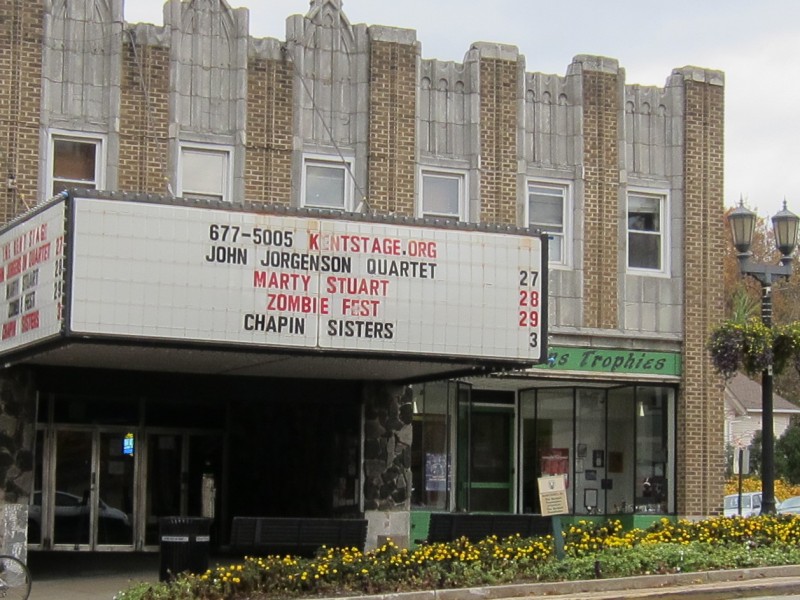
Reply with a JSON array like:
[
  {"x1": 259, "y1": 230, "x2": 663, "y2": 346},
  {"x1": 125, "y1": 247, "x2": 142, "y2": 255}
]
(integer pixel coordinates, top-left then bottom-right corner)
[
  {"x1": 425, "y1": 513, "x2": 552, "y2": 544},
  {"x1": 229, "y1": 517, "x2": 368, "y2": 556}
]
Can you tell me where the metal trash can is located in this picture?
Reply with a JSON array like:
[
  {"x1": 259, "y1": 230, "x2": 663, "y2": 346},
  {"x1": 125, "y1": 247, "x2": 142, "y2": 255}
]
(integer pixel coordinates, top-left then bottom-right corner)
[{"x1": 159, "y1": 516, "x2": 212, "y2": 581}]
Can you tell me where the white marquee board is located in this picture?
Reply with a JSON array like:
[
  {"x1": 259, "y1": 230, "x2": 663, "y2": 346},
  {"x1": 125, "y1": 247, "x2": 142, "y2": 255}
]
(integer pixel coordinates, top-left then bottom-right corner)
[
  {"x1": 68, "y1": 197, "x2": 545, "y2": 362},
  {"x1": 0, "y1": 201, "x2": 66, "y2": 353}
]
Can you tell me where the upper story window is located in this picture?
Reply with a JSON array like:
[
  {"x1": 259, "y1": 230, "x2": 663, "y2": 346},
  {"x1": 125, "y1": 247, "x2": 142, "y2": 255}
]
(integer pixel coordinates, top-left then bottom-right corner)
[
  {"x1": 49, "y1": 133, "x2": 104, "y2": 198},
  {"x1": 302, "y1": 156, "x2": 354, "y2": 211},
  {"x1": 420, "y1": 170, "x2": 467, "y2": 222},
  {"x1": 527, "y1": 182, "x2": 569, "y2": 265},
  {"x1": 627, "y1": 191, "x2": 668, "y2": 273},
  {"x1": 179, "y1": 144, "x2": 232, "y2": 202}
]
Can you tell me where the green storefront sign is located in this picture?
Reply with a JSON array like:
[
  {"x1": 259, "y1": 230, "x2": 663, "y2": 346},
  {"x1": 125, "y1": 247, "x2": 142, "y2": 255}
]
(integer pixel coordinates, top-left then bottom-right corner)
[{"x1": 535, "y1": 347, "x2": 681, "y2": 376}]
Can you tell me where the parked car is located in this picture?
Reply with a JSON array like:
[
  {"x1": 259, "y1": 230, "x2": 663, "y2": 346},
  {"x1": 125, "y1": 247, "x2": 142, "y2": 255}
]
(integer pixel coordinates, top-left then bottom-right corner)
[
  {"x1": 723, "y1": 492, "x2": 762, "y2": 517},
  {"x1": 777, "y1": 495, "x2": 800, "y2": 515},
  {"x1": 28, "y1": 491, "x2": 131, "y2": 544}
]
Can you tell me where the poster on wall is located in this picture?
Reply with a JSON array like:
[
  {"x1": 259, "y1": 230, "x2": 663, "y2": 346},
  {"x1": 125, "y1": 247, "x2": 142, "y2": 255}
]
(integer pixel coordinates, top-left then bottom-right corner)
[
  {"x1": 425, "y1": 453, "x2": 447, "y2": 492},
  {"x1": 540, "y1": 448, "x2": 569, "y2": 488}
]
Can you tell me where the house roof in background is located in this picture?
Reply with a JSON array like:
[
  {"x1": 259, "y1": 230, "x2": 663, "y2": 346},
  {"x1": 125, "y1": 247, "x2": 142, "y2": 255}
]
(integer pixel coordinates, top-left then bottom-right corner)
[{"x1": 725, "y1": 372, "x2": 800, "y2": 414}]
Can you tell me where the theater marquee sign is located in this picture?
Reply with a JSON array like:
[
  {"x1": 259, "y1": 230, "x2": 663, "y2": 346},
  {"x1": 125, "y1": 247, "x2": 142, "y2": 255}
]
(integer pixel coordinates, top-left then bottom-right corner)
[{"x1": 0, "y1": 194, "x2": 548, "y2": 366}]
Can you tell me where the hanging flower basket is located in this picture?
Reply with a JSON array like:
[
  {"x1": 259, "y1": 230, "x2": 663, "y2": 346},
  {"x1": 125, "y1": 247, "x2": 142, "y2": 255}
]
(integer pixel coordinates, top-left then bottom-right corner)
[{"x1": 708, "y1": 318, "x2": 800, "y2": 379}]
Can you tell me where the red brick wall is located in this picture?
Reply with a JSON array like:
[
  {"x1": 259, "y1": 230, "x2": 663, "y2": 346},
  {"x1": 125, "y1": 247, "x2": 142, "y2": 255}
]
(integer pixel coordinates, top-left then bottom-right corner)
[
  {"x1": 582, "y1": 68, "x2": 620, "y2": 329},
  {"x1": 0, "y1": 0, "x2": 43, "y2": 221},
  {"x1": 368, "y1": 40, "x2": 417, "y2": 215},
  {"x1": 678, "y1": 76, "x2": 726, "y2": 516},
  {"x1": 246, "y1": 58, "x2": 293, "y2": 204},
  {"x1": 479, "y1": 58, "x2": 517, "y2": 226}
]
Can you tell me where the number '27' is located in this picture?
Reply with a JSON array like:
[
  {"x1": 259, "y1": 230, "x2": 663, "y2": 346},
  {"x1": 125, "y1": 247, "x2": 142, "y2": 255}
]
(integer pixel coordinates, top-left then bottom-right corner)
[{"x1": 519, "y1": 270, "x2": 539, "y2": 287}]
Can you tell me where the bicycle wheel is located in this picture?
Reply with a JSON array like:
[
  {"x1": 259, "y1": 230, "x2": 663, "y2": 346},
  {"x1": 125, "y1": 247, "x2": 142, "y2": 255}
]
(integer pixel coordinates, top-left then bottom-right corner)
[{"x1": 0, "y1": 555, "x2": 31, "y2": 600}]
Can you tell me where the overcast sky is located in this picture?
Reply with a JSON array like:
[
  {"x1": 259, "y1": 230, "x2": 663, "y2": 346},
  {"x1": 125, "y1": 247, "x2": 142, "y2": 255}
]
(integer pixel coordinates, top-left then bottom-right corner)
[{"x1": 125, "y1": 0, "x2": 800, "y2": 219}]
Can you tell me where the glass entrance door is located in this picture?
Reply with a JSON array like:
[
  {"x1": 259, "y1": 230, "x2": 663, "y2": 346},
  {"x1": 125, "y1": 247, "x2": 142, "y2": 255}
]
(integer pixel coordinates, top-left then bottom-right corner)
[
  {"x1": 97, "y1": 431, "x2": 135, "y2": 546},
  {"x1": 143, "y1": 432, "x2": 224, "y2": 549},
  {"x1": 49, "y1": 429, "x2": 134, "y2": 550},
  {"x1": 457, "y1": 389, "x2": 515, "y2": 513},
  {"x1": 52, "y1": 431, "x2": 93, "y2": 548},
  {"x1": 145, "y1": 433, "x2": 184, "y2": 547},
  {"x1": 468, "y1": 408, "x2": 514, "y2": 512}
]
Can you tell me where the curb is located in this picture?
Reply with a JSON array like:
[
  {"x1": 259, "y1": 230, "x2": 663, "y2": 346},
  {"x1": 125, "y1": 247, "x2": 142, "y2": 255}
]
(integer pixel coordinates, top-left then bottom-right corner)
[{"x1": 323, "y1": 565, "x2": 800, "y2": 600}]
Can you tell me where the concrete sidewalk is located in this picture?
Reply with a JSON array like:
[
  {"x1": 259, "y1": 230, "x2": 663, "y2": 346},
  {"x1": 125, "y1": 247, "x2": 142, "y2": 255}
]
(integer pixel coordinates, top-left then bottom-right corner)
[
  {"x1": 28, "y1": 552, "x2": 160, "y2": 600},
  {"x1": 24, "y1": 552, "x2": 800, "y2": 600}
]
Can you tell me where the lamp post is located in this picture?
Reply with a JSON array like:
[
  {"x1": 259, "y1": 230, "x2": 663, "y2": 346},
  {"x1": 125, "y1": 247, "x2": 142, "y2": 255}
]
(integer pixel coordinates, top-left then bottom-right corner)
[{"x1": 728, "y1": 199, "x2": 799, "y2": 515}]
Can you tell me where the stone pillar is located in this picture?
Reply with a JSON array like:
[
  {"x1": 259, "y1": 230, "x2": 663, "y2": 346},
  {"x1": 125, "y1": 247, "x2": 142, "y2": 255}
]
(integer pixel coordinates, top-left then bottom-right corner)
[
  {"x1": 362, "y1": 383, "x2": 412, "y2": 549},
  {"x1": 0, "y1": 368, "x2": 36, "y2": 558}
]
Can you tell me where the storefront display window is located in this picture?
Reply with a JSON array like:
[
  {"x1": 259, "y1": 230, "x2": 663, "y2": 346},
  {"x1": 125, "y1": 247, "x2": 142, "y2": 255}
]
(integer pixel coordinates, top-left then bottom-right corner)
[
  {"x1": 413, "y1": 382, "x2": 676, "y2": 516},
  {"x1": 575, "y1": 389, "x2": 606, "y2": 514},
  {"x1": 606, "y1": 387, "x2": 636, "y2": 513},
  {"x1": 522, "y1": 388, "x2": 574, "y2": 514},
  {"x1": 411, "y1": 382, "x2": 452, "y2": 510},
  {"x1": 634, "y1": 387, "x2": 672, "y2": 513}
]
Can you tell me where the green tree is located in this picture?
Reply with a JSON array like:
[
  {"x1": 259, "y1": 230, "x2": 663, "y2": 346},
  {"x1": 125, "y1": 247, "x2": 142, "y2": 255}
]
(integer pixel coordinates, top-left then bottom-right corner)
[{"x1": 775, "y1": 424, "x2": 800, "y2": 484}]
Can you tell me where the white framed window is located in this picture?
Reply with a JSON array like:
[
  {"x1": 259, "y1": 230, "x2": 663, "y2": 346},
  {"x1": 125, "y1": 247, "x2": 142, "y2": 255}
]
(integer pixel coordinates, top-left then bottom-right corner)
[
  {"x1": 527, "y1": 181, "x2": 570, "y2": 265},
  {"x1": 178, "y1": 143, "x2": 232, "y2": 202},
  {"x1": 48, "y1": 132, "x2": 105, "y2": 198},
  {"x1": 302, "y1": 156, "x2": 354, "y2": 211},
  {"x1": 419, "y1": 169, "x2": 467, "y2": 222},
  {"x1": 627, "y1": 190, "x2": 668, "y2": 274}
]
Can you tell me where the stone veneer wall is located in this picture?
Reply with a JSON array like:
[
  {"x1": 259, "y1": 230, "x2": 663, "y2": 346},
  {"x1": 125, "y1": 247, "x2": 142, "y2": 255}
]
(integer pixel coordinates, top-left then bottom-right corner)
[
  {"x1": 678, "y1": 68, "x2": 726, "y2": 516},
  {"x1": 362, "y1": 383, "x2": 413, "y2": 511},
  {"x1": 0, "y1": 0, "x2": 43, "y2": 222},
  {"x1": 0, "y1": 368, "x2": 36, "y2": 558}
]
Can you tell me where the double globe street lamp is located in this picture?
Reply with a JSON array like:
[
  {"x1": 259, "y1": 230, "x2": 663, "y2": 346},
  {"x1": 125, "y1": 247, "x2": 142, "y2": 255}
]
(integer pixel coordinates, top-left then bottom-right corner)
[{"x1": 728, "y1": 199, "x2": 799, "y2": 515}]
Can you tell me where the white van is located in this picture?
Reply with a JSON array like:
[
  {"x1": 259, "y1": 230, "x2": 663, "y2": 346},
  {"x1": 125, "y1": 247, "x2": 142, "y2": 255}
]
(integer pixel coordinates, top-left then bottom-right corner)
[{"x1": 723, "y1": 492, "x2": 762, "y2": 517}]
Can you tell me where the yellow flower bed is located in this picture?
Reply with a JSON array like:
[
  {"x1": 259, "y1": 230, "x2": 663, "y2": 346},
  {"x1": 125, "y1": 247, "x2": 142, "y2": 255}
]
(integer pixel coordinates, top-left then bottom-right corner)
[
  {"x1": 118, "y1": 514, "x2": 800, "y2": 600},
  {"x1": 724, "y1": 476, "x2": 800, "y2": 501}
]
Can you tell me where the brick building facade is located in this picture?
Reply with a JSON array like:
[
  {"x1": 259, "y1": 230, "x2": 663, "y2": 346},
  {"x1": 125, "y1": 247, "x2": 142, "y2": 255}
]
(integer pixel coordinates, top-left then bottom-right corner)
[{"x1": 0, "y1": 0, "x2": 725, "y2": 555}]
